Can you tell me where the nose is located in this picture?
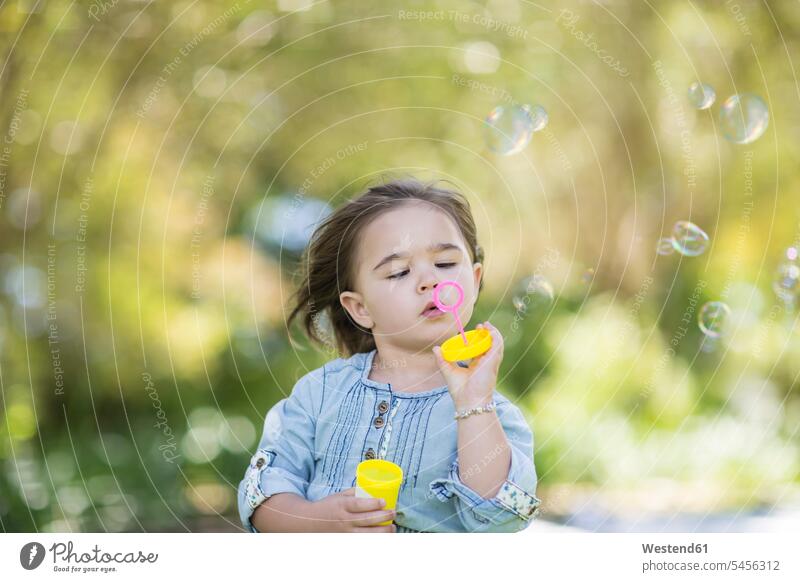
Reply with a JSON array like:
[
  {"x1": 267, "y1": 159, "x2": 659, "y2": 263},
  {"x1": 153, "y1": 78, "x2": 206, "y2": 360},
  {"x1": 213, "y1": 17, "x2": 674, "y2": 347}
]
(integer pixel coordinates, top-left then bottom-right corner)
[{"x1": 418, "y1": 279, "x2": 438, "y2": 294}]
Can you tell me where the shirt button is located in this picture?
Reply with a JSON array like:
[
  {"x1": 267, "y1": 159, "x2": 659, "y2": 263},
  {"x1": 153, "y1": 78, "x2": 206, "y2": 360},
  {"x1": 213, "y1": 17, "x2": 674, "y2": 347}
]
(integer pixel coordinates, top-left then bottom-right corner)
[
  {"x1": 364, "y1": 448, "x2": 376, "y2": 460},
  {"x1": 377, "y1": 401, "x2": 389, "y2": 414},
  {"x1": 255, "y1": 458, "x2": 265, "y2": 468},
  {"x1": 373, "y1": 416, "x2": 385, "y2": 429}
]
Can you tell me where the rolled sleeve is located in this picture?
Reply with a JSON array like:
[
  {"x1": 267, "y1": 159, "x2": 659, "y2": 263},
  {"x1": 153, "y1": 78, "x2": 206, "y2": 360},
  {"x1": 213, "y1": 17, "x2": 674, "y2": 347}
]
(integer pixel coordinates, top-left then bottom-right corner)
[
  {"x1": 429, "y1": 398, "x2": 541, "y2": 532},
  {"x1": 237, "y1": 368, "x2": 322, "y2": 532}
]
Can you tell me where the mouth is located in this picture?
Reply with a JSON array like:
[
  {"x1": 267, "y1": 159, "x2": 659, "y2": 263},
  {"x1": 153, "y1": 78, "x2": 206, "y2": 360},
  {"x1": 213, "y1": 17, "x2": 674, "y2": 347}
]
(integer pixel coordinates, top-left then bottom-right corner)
[{"x1": 420, "y1": 301, "x2": 445, "y2": 319}]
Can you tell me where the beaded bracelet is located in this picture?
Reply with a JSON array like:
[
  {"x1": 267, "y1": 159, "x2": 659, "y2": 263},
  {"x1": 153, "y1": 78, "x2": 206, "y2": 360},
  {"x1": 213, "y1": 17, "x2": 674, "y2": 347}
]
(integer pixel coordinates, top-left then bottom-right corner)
[{"x1": 454, "y1": 401, "x2": 496, "y2": 420}]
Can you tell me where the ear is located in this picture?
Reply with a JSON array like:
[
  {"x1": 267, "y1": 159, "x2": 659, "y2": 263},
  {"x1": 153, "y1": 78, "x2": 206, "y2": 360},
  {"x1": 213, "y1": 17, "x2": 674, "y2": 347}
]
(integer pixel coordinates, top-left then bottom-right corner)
[
  {"x1": 472, "y1": 262, "x2": 483, "y2": 303},
  {"x1": 339, "y1": 290, "x2": 374, "y2": 330}
]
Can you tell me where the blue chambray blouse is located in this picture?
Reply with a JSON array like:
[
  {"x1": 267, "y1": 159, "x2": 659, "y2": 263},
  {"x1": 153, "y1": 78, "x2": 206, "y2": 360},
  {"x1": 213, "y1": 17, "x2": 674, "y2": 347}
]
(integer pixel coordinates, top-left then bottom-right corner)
[{"x1": 236, "y1": 348, "x2": 542, "y2": 533}]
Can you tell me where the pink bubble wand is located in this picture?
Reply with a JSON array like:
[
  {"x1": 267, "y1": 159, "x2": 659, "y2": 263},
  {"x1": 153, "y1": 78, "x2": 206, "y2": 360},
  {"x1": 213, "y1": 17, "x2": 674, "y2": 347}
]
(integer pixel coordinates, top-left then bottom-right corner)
[{"x1": 432, "y1": 280, "x2": 469, "y2": 345}]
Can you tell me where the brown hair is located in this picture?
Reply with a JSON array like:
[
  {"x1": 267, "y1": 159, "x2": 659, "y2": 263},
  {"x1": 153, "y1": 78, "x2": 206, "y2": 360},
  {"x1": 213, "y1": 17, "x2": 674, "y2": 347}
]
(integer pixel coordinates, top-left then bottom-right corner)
[{"x1": 287, "y1": 178, "x2": 485, "y2": 357}]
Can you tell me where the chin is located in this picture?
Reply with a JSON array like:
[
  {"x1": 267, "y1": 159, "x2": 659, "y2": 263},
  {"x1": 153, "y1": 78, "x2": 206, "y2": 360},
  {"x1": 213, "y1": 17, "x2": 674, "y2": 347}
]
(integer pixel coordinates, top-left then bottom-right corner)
[{"x1": 419, "y1": 328, "x2": 455, "y2": 345}]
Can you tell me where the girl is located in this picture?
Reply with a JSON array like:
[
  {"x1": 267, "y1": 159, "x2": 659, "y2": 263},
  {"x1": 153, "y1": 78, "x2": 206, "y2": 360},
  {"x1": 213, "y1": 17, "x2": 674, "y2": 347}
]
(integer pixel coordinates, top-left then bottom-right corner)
[{"x1": 237, "y1": 178, "x2": 541, "y2": 532}]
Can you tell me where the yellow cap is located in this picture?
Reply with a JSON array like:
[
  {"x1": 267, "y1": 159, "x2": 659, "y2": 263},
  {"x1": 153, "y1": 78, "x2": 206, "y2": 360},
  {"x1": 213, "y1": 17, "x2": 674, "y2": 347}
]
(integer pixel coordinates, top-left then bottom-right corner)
[{"x1": 440, "y1": 328, "x2": 492, "y2": 362}]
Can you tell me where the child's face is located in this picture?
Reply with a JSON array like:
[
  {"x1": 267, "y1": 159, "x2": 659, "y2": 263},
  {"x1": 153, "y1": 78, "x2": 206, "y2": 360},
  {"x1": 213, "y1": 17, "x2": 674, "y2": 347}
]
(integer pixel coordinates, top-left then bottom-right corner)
[{"x1": 339, "y1": 201, "x2": 482, "y2": 353}]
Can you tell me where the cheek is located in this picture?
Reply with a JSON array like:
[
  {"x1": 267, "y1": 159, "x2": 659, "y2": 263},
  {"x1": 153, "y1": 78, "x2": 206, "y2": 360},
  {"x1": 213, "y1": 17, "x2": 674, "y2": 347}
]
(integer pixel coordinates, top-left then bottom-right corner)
[
  {"x1": 455, "y1": 268, "x2": 474, "y2": 291},
  {"x1": 371, "y1": 290, "x2": 409, "y2": 320},
  {"x1": 392, "y1": 294, "x2": 420, "y2": 322},
  {"x1": 455, "y1": 265, "x2": 475, "y2": 286},
  {"x1": 459, "y1": 274, "x2": 478, "y2": 307}
]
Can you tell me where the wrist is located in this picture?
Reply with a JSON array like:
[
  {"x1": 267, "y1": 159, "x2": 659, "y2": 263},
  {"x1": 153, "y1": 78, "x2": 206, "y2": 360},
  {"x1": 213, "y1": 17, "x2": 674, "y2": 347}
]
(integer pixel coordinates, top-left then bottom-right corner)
[
  {"x1": 256, "y1": 494, "x2": 325, "y2": 533},
  {"x1": 453, "y1": 400, "x2": 496, "y2": 420},
  {"x1": 307, "y1": 499, "x2": 331, "y2": 533},
  {"x1": 453, "y1": 393, "x2": 494, "y2": 410}
]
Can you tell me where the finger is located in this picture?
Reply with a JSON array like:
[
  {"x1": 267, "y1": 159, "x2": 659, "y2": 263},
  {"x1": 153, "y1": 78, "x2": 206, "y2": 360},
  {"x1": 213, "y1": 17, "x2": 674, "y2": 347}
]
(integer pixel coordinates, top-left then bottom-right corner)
[
  {"x1": 470, "y1": 336, "x2": 503, "y2": 372},
  {"x1": 483, "y1": 321, "x2": 502, "y2": 341},
  {"x1": 434, "y1": 344, "x2": 464, "y2": 369},
  {"x1": 350, "y1": 509, "x2": 397, "y2": 527},
  {"x1": 346, "y1": 496, "x2": 386, "y2": 512},
  {"x1": 432, "y1": 346, "x2": 457, "y2": 374},
  {"x1": 482, "y1": 322, "x2": 504, "y2": 354},
  {"x1": 468, "y1": 350, "x2": 491, "y2": 367},
  {"x1": 339, "y1": 488, "x2": 356, "y2": 496}
]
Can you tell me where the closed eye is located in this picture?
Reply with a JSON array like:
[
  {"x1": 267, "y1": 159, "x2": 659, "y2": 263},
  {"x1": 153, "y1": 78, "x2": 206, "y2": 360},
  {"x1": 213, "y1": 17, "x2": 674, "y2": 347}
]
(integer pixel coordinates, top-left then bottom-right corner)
[{"x1": 387, "y1": 263, "x2": 456, "y2": 280}]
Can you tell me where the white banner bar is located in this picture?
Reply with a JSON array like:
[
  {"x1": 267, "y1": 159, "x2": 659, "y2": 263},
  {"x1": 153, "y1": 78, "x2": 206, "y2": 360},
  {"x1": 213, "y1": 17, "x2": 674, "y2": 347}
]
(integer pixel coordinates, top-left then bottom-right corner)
[{"x1": 1, "y1": 533, "x2": 797, "y2": 581}]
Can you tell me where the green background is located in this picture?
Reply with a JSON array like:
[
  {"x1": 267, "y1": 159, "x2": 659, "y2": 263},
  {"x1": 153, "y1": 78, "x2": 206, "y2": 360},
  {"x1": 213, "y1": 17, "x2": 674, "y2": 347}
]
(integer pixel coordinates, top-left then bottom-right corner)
[{"x1": 1, "y1": 0, "x2": 798, "y2": 531}]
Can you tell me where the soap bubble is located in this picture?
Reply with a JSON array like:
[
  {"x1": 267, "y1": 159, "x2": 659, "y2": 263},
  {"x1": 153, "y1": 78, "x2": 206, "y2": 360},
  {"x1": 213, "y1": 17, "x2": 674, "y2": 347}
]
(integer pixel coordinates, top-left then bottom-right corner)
[
  {"x1": 529, "y1": 105, "x2": 549, "y2": 132},
  {"x1": 698, "y1": 301, "x2": 731, "y2": 338},
  {"x1": 656, "y1": 237, "x2": 675, "y2": 256},
  {"x1": 671, "y1": 221, "x2": 709, "y2": 256},
  {"x1": 511, "y1": 275, "x2": 554, "y2": 313},
  {"x1": 719, "y1": 93, "x2": 769, "y2": 144},
  {"x1": 484, "y1": 104, "x2": 535, "y2": 155},
  {"x1": 772, "y1": 250, "x2": 800, "y2": 305},
  {"x1": 687, "y1": 82, "x2": 716, "y2": 110}
]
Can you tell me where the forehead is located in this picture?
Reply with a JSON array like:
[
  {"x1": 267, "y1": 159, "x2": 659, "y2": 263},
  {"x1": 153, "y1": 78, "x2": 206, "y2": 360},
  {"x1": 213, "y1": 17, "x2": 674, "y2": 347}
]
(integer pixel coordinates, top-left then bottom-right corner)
[{"x1": 357, "y1": 201, "x2": 465, "y2": 265}]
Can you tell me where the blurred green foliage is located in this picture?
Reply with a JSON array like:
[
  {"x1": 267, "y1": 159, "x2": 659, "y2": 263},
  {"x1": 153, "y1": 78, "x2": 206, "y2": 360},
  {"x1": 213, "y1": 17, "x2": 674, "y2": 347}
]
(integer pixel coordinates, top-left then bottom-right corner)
[{"x1": 1, "y1": 0, "x2": 798, "y2": 531}]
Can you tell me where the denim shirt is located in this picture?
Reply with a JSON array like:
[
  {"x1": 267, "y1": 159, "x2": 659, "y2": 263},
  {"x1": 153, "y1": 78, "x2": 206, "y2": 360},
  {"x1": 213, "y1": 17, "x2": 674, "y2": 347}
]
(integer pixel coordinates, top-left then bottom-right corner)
[{"x1": 237, "y1": 348, "x2": 541, "y2": 532}]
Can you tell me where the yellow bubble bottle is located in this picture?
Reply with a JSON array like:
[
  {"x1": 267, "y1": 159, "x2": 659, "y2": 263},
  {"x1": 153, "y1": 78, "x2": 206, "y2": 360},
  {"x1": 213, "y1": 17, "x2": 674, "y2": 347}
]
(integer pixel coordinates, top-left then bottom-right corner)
[{"x1": 355, "y1": 459, "x2": 403, "y2": 526}]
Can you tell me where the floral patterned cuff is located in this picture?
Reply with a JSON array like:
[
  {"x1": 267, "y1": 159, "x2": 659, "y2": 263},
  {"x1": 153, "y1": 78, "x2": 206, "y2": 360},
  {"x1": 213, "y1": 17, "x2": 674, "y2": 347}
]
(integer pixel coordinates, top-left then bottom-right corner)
[
  {"x1": 494, "y1": 479, "x2": 541, "y2": 520},
  {"x1": 429, "y1": 458, "x2": 541, "y2": 522},
  {"x1": 241, "y1": 449, "x2": 275, "y2": 527}
]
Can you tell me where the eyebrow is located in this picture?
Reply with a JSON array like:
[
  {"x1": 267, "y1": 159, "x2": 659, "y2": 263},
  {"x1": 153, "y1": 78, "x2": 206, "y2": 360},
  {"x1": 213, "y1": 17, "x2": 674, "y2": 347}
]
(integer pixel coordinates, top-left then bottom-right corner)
[{"x1": 372, "y1": 242, "x2": 463, "y2": 271}]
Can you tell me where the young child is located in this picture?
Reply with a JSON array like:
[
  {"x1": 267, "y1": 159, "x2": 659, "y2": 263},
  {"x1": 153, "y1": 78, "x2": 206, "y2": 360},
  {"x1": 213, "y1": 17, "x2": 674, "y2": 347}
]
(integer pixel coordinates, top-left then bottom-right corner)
[{"x1": 237, "y1": 178, "x2": 541, "y2": 532}]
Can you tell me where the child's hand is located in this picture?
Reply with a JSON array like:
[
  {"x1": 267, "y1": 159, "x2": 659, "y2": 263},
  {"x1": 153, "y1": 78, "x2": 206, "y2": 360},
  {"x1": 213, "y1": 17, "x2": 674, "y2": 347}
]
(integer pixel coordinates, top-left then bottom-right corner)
[
  {"x1": 312, "y1": 488, "x2": 397, "y2": 533},
  {"x1": 433, "y1": 321, "x2": 504, "y2": 410}
]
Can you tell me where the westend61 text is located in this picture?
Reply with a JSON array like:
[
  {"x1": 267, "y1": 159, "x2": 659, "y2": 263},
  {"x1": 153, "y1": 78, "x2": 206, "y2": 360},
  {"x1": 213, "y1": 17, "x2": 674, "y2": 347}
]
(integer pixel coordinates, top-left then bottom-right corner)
[{"x1": 642, "y1": 543, "x2": 708, "y2": 554}]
